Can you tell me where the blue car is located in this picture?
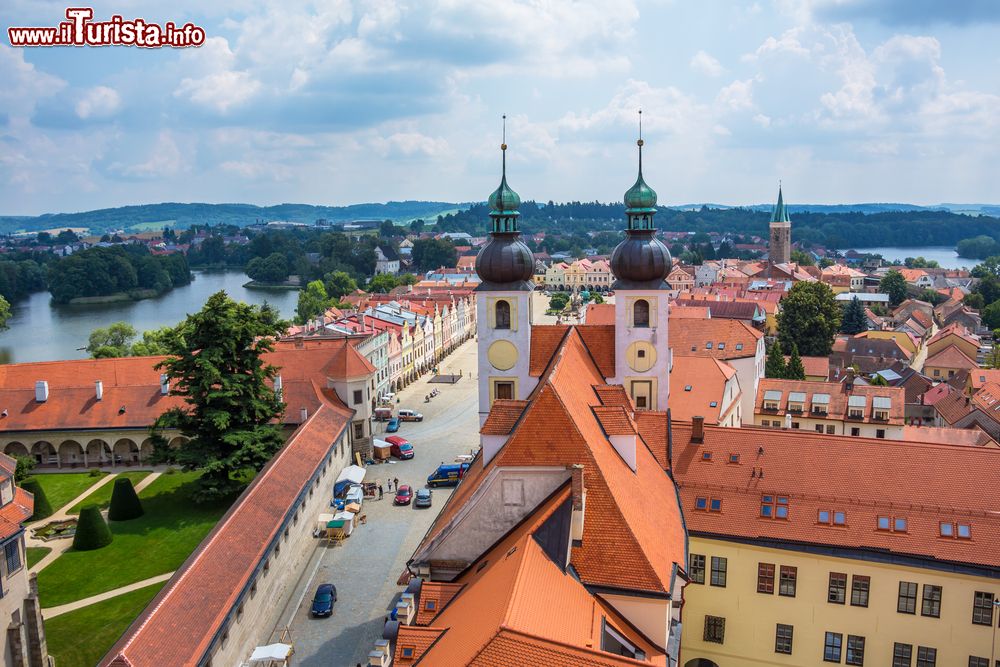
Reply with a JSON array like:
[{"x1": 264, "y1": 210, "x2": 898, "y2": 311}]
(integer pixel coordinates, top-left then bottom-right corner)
[
  {"x1": 310, "y1": 583, "x2": 337, "y2": 617},
  {"x1": 386, "y1": 417, "x2": 401, "y2": 433}
]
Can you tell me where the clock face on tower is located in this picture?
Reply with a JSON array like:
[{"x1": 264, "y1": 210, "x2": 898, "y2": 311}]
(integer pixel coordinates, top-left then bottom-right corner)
[
  {"x1": 488, "y1": 340, "x2": 518, "y2": 371},
  {"x1": 626, "y1": 341, "x2": 657, "y2": 373}
]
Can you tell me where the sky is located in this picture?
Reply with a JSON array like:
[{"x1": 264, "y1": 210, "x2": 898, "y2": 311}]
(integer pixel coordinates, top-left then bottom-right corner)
[{"x1": 2, "y1": 0, "x2": 999, "y2": 215}]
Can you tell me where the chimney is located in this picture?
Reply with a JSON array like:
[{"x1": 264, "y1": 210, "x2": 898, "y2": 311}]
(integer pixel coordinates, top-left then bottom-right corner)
[
  {"x1": 274, "y1": 375, "x2": 283, "y2": 400},
  {"x1": 784, "y1": 412, "x2": 792, "y2": 429},
  {"x1": 691, "y1": 415, "x2": 705, "y2": 443},
  {"x1": 160, "y1": 374, "x2": 170, "y2": 395},
  {"x1": 569, "y1": 464, "x2": 586, "y2": 543},
  {"x1": 300, "y1": 407, "x2": 309, "y2": 422},
  {"x1": 95, "y1": 380, "x2": 103, "y2": 401},
  {"x1": 34, "y1": 381, "x2": 48, "y2": 403}
]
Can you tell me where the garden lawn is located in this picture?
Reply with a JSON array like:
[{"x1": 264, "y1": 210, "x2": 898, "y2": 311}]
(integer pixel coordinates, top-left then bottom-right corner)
[
  {"x1": 37, "y1": 471, "x2": 231, "y2": 607},
  {"x1": 25, "y1": 473, "x2": 107, "y2": 514},
  {"x1": 26, "y1": 547, "x2": 50, "y2": 569},
  {"x1": 45, "y1": 582, "x2": 163, "y2": 667},
  {"x1": 67, "y1": 471, "x2": 151, "y2": 514}
]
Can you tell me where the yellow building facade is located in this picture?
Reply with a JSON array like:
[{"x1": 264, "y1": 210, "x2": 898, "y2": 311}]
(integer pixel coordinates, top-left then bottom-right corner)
[{"x1": 681, "y1": 536, "x2": 1000, "y2": 667}]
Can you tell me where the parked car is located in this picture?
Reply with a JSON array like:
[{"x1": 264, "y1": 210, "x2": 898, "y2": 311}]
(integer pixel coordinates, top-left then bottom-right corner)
[
  {"x1": 386, "y1": 417, "x2": 401, "y2": 433},
  {"x1": 414, "y1": 488, "x2": 432, "y2": 508},
  {"x1": 385, "y1": 435, "x2": 414, "y2": 460},
  {"x1": 394, "y1": 485, "x2": 413, "y2": 505},
  {"x1": 397, "y1": 409, "x2": 424, "y2": 422},
  {"x1": 374, "y1": 407, "x2": 393, "y2": 422},
  {"x1": 310, "y1": 583, "x2": 337, "y2": 617},
  {"x1": 427, "y1": 463, "x2": 470, "y2": 488}
]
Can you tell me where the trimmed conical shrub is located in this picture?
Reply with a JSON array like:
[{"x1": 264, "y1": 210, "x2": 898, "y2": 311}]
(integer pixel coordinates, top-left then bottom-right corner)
[
  {"x1": 73, "y1": 504, "x2": 113, "y2": 551},
  {"x1": 21, "y1": 479, "x2": 53, "y2": 521},
  {"x1": 108, "y1": 477, "x2": 144, "y2": 521}
]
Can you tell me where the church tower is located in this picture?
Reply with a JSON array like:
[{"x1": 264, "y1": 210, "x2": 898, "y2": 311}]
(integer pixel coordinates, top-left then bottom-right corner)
[
  {"x1": 474, "y1": 119, "x2": 536, "y2": 425},
  {"x1": 609, "y1": 115, "x2": 671, "y2": 411},
  {"x1": 768, "y1": 185, "x2": 791, "y2": 265}
]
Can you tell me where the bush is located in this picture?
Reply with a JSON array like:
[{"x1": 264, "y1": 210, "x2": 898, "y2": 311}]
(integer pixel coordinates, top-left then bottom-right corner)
[
  {"x1": 14, "y1": 456, "x2": 34, "y2": 483},
  {"x1": 73, "y1": 505, "x2": 113, "y2": 551},
  {"x1": 108, "y1": 478, "x2": 144, "y2": 521},
  {"x1": 21, "y1": 479, "x2": 53, "y2": 521},
  {"x1": 164, "y1": 466, "x2": 178, "y2": 475},
  {"x1": 88, "y1": 468, "x2": 103, "y2": 477}
]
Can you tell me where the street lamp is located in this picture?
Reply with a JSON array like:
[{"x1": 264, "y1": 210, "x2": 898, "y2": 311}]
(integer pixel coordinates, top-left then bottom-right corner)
[{"x1": 992, "y1": 598, "x2": 1000, "y2": 667}]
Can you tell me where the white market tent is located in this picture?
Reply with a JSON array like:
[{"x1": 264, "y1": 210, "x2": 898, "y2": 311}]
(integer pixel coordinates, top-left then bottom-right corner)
[
  {"x1": 248, "y1": 643, "x2": 292, "y2": 664},
  {"x1": 336, "y1": 465, "x2": 366, "y2": 485},
  {"x1": 334, "y1": 510, "x2": 356, "y2": 536},
  {"x1": 316, "y1": 513, "x2": 335, "y2": 533}
]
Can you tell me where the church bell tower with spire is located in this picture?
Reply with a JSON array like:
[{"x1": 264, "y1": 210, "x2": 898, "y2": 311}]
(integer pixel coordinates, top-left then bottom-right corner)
[
  {"x1": 609, "y1": 112, "x2": 672, "y2": 412},
  {"x1": 769, "y1": 184, "x2": 791, "y2": 265},
  {"x1": 473, "y1": 117, "x2": 536, "y2": 425}
]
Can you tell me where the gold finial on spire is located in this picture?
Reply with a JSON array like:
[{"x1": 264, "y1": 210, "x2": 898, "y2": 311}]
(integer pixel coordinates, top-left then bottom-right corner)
[{"x1": 501, "y1": 114, "x2": 507, "y2": 151}]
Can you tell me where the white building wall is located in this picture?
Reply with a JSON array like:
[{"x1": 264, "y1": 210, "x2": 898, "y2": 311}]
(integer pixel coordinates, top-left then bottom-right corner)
[
  {"x1": 611, "y1": 290, "x2": 670, "y2": 412},
  {"x1": 476, "y1": 291, "x2": 538, "y2": 425}
]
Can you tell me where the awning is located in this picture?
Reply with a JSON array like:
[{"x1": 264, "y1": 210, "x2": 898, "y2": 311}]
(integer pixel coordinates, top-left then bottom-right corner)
[
  {"x1": 248, "y1": 643, "x2": 292, "y2": 662},
  {"x1": 336, "y1": 465, "x2": 366, "y2": 485},
  {"x1": 812, "y1": 393, "x2": 831, "y2": 404},
  {"x1": 763, "y1": 390, "x2": 782, "y2": 402},
  {"x1": 848, "y1": 395, "x2": 867, "y2": 407},
  {"x1": 788, "y1": 392, "x2": 806, "y2": 403},
  {"x1": 873, "y1": 396, "x2": 892, "y2": 409}
]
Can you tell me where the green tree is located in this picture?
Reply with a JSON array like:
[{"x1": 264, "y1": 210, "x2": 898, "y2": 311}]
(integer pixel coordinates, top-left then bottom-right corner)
[
  {"x1": 150, "y1": 292, "x2": 288, "y2": 502},
  {"x1": 296, "y1": 280, "x2": 330, "y2": 324},
  {"x1": 409, "y1": 219, "x2": 425, "y2": 234},
  {"x1": 87, "y1": 322, "x2": 138, "y2": 358},
  {"x1": 983, "y1": 301, "x2": 1000, "y2": 330},
  {"x1": 0, "y1": 296, "x2": 9, "y2": 331},
  {"x1": 841, "y1": 295, "x2": 867, "y2": 335},
  {"x1": 246, "y1": 252, "x2": 289, "y2": 284},
  {"x1": 868, "y1": 373, "x2": 889, "y2": 386},
  {"x1": 411, "y1": 238, "x2": 457, "y2": 272},
  {"x1": 379, "y1": 220, "x2": 397, "y2": 238},
  {"x1": 879, "y1": 270, "x2": 908, "y2": 307},
  {"x1": 790, "y1": 249, "x2": 815, "y2": 266},
  {"x1": 785, "y1": 343, "x2": 806, "y2": 380},
  {"x1": 323, "y1": 271, "x2": 358, "y2": 299},
  {"x1": 986, "y1": 330, "x2": 1000, "y2": 369},
  {"x1": 777, "y1": 281, "x2": 842, "y2": 357},
  {"x1": 131, "y1": 327, "x2": 174, "y2": 356},
  {"x1": 73, "y1": 504, "x2": 113, "y2": 550},
  {"x1": 21, "y1": 478, "x2": 52, "y2": 521},
  {"x1": 549, "y1": 292, "x2": 570, "y2": 312},
  {"x1": 14, "y1": 456, "x2": 34, "y2": 483},
  {"x1": 765, "y1": 340, "x2": 787, "y2": 379},
  {"x1": 108, "y1": 477, "x2": 144, "y2": 521},
  {"x1": 591, "y1": 293, "x2": 604, "y2": 304},
  {"x1": 368, "y1": 273, "x2": 401, "y2": 294}
]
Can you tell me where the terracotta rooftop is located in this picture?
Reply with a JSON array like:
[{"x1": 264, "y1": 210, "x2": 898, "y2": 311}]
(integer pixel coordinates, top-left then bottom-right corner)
[
  {"x1": 672, "y1": 421, "x2": 1000, "y2": 571},
  {"x1": 902, "y1": 425, "x2": 996, "y2": 448},
  {"x1": 667, "y1": 318, "x2": 762, "y2": 360},
  {"x1": 0, "y1": 486, "x2": 33, "y2": 542},
  {"x1": 480, "y1": 400, "x2": 530, "y2": 436},
  {"x1": 933, "y1": 389, "x2": 974, "y2": 425},
  {"x1": 103, "y1": 399, "x2": 353, "y2": 667},
  {"x1": 756, "y1": 378, "x2": 905, "y2": 425},
  {"x1": 971, "y1": 369, "x2": 1000, "y2": 392},
  {"x1": 670, "y1": 356, "x2": 739, "y2": 425},
  {"x1": 402, "y1": 486, "x2": 666, "y2": 666},
  {"x1": 584, "y1": 303, "x2": 615, "y2": 325},
  {"x1": 924, "y1": 345, "x2": 979, "y2": 371},
  {"x1": 928, "y1": 322, "x2": 979, "y2": 348},
  {"x1": 785, "y1": 355, "x2": 828, "y2": 378},
  {"x1": 668, "y1": 306, "x2": 711, "y2": 319}
]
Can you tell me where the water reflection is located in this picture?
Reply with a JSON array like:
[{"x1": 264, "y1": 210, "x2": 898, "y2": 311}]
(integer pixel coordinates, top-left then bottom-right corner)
[{"x1": 0, "y1": 270, "x2": 298, "y2": 364}]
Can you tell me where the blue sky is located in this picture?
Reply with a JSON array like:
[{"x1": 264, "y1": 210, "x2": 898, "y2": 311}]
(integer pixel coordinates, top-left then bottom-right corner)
[{"x1": 2, "y1": 0, "x2": 999, "y2": 215}]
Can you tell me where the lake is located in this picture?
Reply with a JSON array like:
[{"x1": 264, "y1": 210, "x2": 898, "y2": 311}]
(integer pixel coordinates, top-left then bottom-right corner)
[
  {"x1": 0, "y1": 270, "x2": 299, "y2": 364},
  {"x1": 849, "y1": 246, "x2": 981, "y2": 270}
]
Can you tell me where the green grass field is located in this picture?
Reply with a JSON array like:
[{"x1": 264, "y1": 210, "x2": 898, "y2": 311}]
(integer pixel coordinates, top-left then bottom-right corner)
[
  {"x1": 37, "y1": 471, "x2": 231, "y2": 607},
  {"x1": 45, "y1": 583, "x2": 163, "y2": 667},
  {"x1": 67, "y1": 471, "x2": 151, "y2": 515},
  {"x1": 126, "y1": 220, "x2": 176, "y2": 232},
  {"x1": 26, "y1": 473, "x2": 107, "y2": 514},
  {"x1": 26, "y1": 547, "x2": 50, "y2": 569}
]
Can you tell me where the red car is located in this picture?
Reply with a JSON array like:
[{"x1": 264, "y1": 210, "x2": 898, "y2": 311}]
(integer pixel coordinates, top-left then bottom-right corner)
[
  {"x1": 385, "y1": 436, "x2": 414, "y2": 460},
  {"x1": 394, "y1": 485, "x2": 413, "y2": 505}
]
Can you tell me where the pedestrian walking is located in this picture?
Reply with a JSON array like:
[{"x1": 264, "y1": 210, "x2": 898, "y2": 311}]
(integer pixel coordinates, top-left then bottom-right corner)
[
  {"x1": 378, "y1": 484, "x2": 384, "y2": 499},
  {"x1": 394, "y1": 477, "x2": 399, "y2": 490},
  {"x1": 387, "y1": 479, "x2": 393, "y2": 491}
]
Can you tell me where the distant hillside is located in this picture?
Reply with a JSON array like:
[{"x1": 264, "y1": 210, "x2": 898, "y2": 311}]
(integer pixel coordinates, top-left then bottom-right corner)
[
  {"x1": 677, "y1": 203, "x2": 954, "y2": 214},
  {"x1": 0, "y1": 201, "x2": 468, "y2": 235}
]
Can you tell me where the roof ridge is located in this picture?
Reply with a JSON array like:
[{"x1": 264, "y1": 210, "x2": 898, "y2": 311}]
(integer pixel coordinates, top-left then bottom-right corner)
[{"x1": 494, "y1": 626, "x2": 656, "y2": 666}]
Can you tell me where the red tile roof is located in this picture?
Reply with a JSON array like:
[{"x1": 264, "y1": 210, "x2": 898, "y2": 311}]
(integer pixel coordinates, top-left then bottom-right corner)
[
  {"x1": 0, "y1": 486, "x2": 33, "y2": 542},
  {"x1": 103, "y1": 400, "x2": 353, "y2": 667},
  {"x1": 933, "y1": 389, "x2": 974, "y2": 425},
  {"x1": 480, "y1": 400, "x2": 529, "y2": 435},
  {"x1": 672, "y1": 421, "x2": 1000, "y2": 569},
  {"x1": 670, "y1": 356, "x2": 739, "y2": 424},
  {"x1": 924, "y1": 345, "x2": 978, "y2": 371},
  {"x1": 756, "y1": 378, "x2": 905, "y2": 425},
  {"x1": 667, "y1": 318, "x2": 762, "y2": 359},
  {"x1": 584, "y1": 303, "x2": 615, "y2": 325}
]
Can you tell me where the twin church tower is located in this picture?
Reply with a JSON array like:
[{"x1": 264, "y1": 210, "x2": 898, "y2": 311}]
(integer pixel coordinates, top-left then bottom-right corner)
[{"x1": 474, "y1": 118, "x2": 672, "y2": 424}]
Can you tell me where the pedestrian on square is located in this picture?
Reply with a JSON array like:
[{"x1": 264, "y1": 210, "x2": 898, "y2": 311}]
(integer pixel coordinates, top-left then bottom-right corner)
[
  {"x1": 387, "y1": 479, "x2": 393, "y2": 491},
  {"x1": 378, "y1": 484, "x2": 384, "y2": 499},
  {"x1": 394, "y1": 477, "x2": 399, "y2": 490}
]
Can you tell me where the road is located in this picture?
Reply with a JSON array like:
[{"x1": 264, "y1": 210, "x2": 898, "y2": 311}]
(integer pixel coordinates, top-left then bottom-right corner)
[{"x1": 273, "y1": 339, "x2": 480, "y2": 666}]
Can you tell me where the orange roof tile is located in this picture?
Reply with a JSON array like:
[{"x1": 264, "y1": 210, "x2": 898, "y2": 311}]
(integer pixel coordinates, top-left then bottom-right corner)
[
  {"x1": 668, "y1": 317, "x2": 762, "y2": 359},
  {"x1": 670, "y1": 356, "x2": 739, "y2": 424},
  {"x1": 414, "y1": 582, "x2": 464, "y2": 625},
  {"x1": 0, "y1": 486, "x2": 33, "y2": 542},
  {"x1": 673, "y1": 421, "x2": 1000, "y2": 569},
  {"x1": 592, "y1": 405, "x2": 636, "y2": 436},
  {"x1": 925, "y1": 345, "x2": 978, "y2": 371},
  {"x1": 529, "y1": 326, "x2": 570, "y2": 376},
  {"x1": 394, "y1": 626, "x2": 446, "y2": 664},
  {"x1": 584, "y1": 303, "x2": 615, "y2": 325},
  {"x1": 668, "y1": 306, "x2": 710, "y2": 319},
  {"x1": 480, "y1": 400, "x2": 529, "y2": 436},
  {"x1": 756, "y1": 378, "x2": 905, "y2": 425},
  {"x1": 576, "y1": 325, "x2": 616, "y2": 379},
  {"x1": 933, "y1": 389, "x2": 974, "y2": 425}
]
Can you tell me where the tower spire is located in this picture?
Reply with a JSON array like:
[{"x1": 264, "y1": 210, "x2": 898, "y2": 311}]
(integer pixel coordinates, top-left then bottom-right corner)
[
  {"x1": 637, "y1": 109, "x2": 643, "y2": 176},
  {"x1": 487, "y1": 114, "x2": 521, "y2": 234}
]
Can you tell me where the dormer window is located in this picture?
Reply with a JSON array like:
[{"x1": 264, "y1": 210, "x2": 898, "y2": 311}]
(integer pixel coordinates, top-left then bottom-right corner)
[
  {"x1": 812, "y1": 393, "x2": 830, "y2": 415},
  {"x1": 873, "y1": 396, "x2": 891, "y2": 421},
  {"x1": 847, "y1": 395, "x2": 866, "y2": 420},
  {"x1": 762, "y1": 390, "x2": 781, "y2": 412},
  {"x1": 787, "y1": 392, "x2": 806, "y2": 413},
  {"x1": 760, "y1": 495, "x2": 789, "y2": 519}
]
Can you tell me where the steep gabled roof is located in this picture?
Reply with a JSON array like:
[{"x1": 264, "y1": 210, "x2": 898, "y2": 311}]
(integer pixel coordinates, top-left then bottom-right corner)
[{"x1": 924, "y1": 345, "x2": 978, "y2": 371}]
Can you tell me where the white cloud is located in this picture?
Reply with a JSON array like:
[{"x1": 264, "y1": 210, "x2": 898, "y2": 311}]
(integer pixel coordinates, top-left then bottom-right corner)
[
  {"x1": 75, "y1": 86, "x2": 121, "y2": 119},
  {"x1": 115, "y1": 131, "x2": 186, "y2": 179},
  {"x1": 0, "y1": 44, "x2": 66, "y2": 117},
  {"x1": 372, "y1": 132, "x2": 450, "y2": 158},
  {"x1": 173, "y1": 37, "x2": 260, "y2": 112},
  {"x1": 717, "y1": 79, "x2": 756, "y2": 110},
  {"x1": 690, "y1": 50, "x2": 725, "y2": 77}
]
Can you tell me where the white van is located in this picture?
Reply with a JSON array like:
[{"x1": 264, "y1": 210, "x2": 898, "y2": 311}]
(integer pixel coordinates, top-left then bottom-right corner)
[{"x1": 397, "y1": 409, "x2": 424, "y2": 422}]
